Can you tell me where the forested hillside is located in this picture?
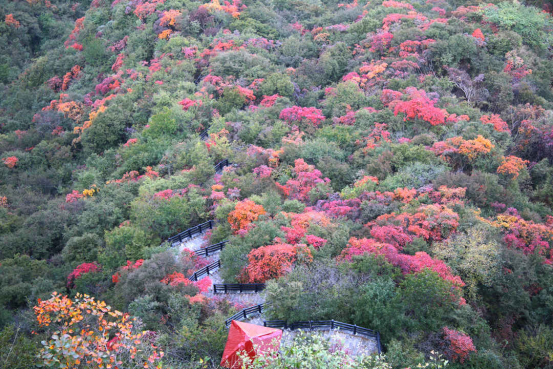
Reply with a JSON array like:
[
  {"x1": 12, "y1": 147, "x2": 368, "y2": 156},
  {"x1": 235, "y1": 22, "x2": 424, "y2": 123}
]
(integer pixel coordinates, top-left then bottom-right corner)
[{"x1": 0, "y1": 0, "x2": 552, "y2": 366}]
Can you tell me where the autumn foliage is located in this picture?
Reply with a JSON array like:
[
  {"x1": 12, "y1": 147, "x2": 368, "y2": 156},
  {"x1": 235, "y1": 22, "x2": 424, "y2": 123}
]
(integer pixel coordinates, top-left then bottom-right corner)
[
  {"x1": 281, "y1": 210, "x2": 332, "y2": 244},
  {"x1": 430, "y1": 135, "x2": 495, "y2": 164},
  {"x1": 367, "y1": 204, "x2": 460, "y2": 243},
  {"x1": 442, "y1": 327, "x2": 477, "y2": 363},
  {"x1": 2, "y1": 156, "x2": 18, "y2": 168},
  {"x1": 275, "y1": 159, "x2": 330, "y2": 202},
  {"x1": 480, "y1": 114, "x2": 510, "y2": 133},
  {"x1": 497, "y1": 155, "x2": 529, "y2": 179},
  {"x1": 239, "y1": 243, "x2": 313, "y2": 283},
  {"x1": 34, "y1": 292, "x2": 163, "y2": 368},
  {"x1": 476, "y1": 210, "x2": 553, "y2": 264},
  {"x1": 390, "y1": 87, "x2": 447, "y2": 126},
  {"x1": 339, "y1": 238, "x2": 465, "y2": 288},
  {"x1": 67, "y1": 262, "x2": 101, "y2": 288},
  {"x1": 279, "y1": 106, "x2": 325, "y2": 128},
  {"x1": 2, "y1": 0, "x2": 553, "y2": 365},
  {"x1": 227, "y1": 199, "x2": 266, "y2": 234},
  {"x1": 471, "y1": 28, "x2": 485, "y2": 42},
  {"x1": 5, "y1": 14, "x2": 20, "y2": 28}
]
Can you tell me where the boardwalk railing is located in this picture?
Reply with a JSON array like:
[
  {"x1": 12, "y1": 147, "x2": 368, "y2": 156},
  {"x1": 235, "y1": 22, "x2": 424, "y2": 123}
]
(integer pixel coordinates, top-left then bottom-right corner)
[
  {"x1": 166, "y1": 220, "x2": 214, "y2": 246},
  {"x1": 193, "y1": 240, "x2": 228, "y2": 257},
  {"x1": 214, "y1": 283, "x2": 265, "y2": 294},
  {"x1": 163, "y1": 160, "x2": 230, "y2": 246},
  {"x1": 264, "y1": 320, "x2": 382, "y2": 354},
  {"x1": 214, "y1": 159, "x2": 230, "y2": 173},
  {"x1": 225, "y1": 303, "x2": 267, "y2": 328},
  {"x1": 188, "y1": 259, "x2": 221, "y2": 281},
  {"x1": 199, "y1": 130, "x2": 209, "y2": 141}
]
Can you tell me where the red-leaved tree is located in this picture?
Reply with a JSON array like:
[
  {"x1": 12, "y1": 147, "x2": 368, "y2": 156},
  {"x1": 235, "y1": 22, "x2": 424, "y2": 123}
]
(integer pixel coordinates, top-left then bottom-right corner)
[
  {"x1": 339, "y1": 238, "x2": 465, "y2": 288},
  {"x1": 239, "y1": 243, "x2": 313, "y2": 283},
  {"x1": 391, "y1": 87, "x2": 447, "y2": 126},
  {"x1": 275, "y1": 159, "x2": 330, "y2": 202},
  {"x1": 280, "y1": 106, "x2": 325, "y2": 128}
]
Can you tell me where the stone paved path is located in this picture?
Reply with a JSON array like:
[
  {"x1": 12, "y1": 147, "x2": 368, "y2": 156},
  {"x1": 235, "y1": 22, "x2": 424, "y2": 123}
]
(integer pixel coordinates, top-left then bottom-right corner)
[
  {"x1": 244, "y1": 316, "x2": 378, "y2": 356},
  {"x1": 177, "y1": 235, "x2": 207, "y2": 254}
]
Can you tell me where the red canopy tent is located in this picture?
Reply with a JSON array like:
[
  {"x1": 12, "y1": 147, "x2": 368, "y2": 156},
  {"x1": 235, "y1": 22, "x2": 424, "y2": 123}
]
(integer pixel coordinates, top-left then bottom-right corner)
[{"x1": 220, "y1": 320, "x2": 283, "y2": 368}]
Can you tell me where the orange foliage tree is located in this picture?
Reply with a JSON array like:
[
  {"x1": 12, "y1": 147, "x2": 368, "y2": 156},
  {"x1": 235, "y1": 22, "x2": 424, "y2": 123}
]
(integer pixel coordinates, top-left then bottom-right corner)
[
  {"x1": 430, "y1": 135, "x2": 495, "y2": 167},
  {"x1": 62, "y1": 65, "x2": 82, "y2": 91},
  {"x1": 471, "y1": 28, "x2": 485, "y2": 42},
  {"x1": 2, "y1": 156, "x2": 18, "y2": 168},
  {"x1": 158, "y1": 29, "x2": 172, "y2": 40},
  {"x1": 457, "y1": 135, "x2": 495, "y2": 160},
  {"x1": 34, "y1": 292, "x2": 164, "y2": 368},
  {"x1": 201, "y1": 0, "x2": 244, "y2": 18},
  {"x1": 238, "y1": 243, "x2": 313, "y2": 283},
  {"x1": 227, "y1": 199, "x2": 266, "y2": 234},
  {"x1": 5, "y1": 14, "x2": 20, "y2": 28},
  {"x1": 159, "y1": 10, "x2": 181, "y2": 27},
  {"x1": 497, "y1": 155, "x2": 529, "y2": 179}
]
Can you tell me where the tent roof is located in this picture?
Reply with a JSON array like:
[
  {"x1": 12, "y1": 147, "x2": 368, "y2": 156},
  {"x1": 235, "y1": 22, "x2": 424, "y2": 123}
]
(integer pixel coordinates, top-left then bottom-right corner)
[
  {"x1": 221, "y1": 321, "x2": 282, "y2": 368},
  {"x1": 234, "y1": 320, "x2": 279, "y2": 338}
]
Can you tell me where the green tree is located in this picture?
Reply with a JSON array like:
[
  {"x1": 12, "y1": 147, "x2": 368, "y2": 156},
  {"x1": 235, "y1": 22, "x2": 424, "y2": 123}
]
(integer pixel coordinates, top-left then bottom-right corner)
[
  {"x1": 0, "y1": 325, "x2": 38, "y2": 368},
  {"x1": 260, "y1": 73, "x2": 294, "y2": 98},
  {"x1": 101, "y1": 225, "x2": 152, "y2": 269},
  {"x1": 81, "y1": 103, "x2": 130, "y2": 154},
  {"x1": 62, "y1": 233, "x2": 103, "y2": 263},
  {"x1": 399, "y1": 270, "x2": 460, "y2": 332},
  {"x1": 143, "y1": 107, "x2": 178, "y2": 139}
]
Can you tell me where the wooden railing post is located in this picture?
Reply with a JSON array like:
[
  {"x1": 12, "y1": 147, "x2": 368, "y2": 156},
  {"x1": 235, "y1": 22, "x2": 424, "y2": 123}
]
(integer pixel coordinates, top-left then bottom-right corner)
[{"x1": 353, "y1": 325, "x2": 357, "y2": 335}]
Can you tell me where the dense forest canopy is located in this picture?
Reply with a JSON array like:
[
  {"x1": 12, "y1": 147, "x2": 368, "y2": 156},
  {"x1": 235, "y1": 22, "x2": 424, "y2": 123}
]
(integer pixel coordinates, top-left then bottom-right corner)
[{"x1": 0, "y1": 0, "x2": 552, "y2": 367}]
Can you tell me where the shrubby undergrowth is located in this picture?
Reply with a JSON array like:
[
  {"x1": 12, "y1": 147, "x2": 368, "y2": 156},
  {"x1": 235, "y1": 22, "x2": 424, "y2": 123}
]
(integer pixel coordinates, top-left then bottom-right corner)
[{"x1": 0, "y1": 0, "x2": 552, "y2": 367}]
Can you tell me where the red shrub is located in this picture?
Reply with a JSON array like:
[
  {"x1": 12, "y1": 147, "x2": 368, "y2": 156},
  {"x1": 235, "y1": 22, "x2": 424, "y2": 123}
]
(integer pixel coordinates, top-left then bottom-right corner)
[
  {"x1": 442, "y1": 327, "x2": 477, "y2": 363},
  {"x1": 280, "y1": 106, "x2": 325, "y2": 128},
  {"x1": 393, "y1": 87, "x2": 446, "y2": 126},
  {"x1": 275, "y1": 159, "x2": 330, "y2": 202},
  {"x1": 67, "y1": 262, "x2": 101, "y2": 288},
  {"x1": 2, "y1": 156, "x2": 18, "y2": 168},
  {"x1": 238, "y1": 243, "x2": 312, "y2": 283}
]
